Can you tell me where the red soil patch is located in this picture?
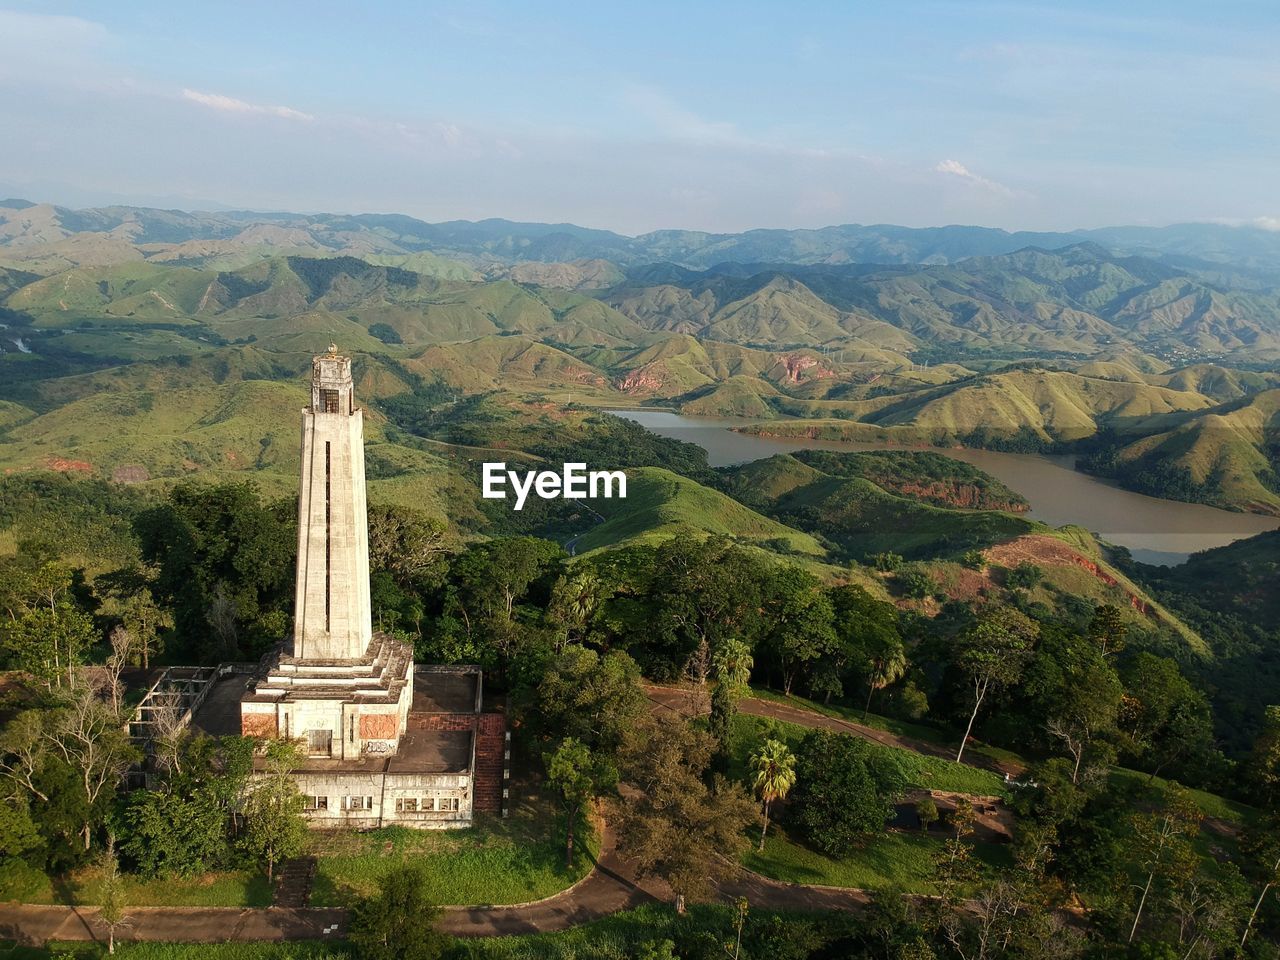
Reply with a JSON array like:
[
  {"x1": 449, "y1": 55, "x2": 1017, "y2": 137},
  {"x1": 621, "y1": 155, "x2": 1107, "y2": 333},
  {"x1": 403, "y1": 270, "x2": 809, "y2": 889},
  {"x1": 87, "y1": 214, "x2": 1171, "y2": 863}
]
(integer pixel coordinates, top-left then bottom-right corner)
[
  {"x1": 43, "y1": 457, "x2": 92, "y2": 473},
  {"x1": 781, "y1": 353, "x2": 831, "y2": 383},
  {"x1": 986, "y1": 535, "x2": 1153, "y2": 616},
  {"x1": 614, "y1": 364, "x2": 664, "y2": 395}
]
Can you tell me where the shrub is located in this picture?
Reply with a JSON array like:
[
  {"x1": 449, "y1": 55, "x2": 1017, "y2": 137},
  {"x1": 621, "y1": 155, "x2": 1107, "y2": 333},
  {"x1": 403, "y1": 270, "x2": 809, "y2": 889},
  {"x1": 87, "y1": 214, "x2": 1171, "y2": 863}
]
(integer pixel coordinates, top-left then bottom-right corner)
[
  {"x1": 870, "y1": 552, "x2": 904, "y2": 572},
  {"x1": 1006, "y1": 562, "x2": 1044, "y2": 590}
]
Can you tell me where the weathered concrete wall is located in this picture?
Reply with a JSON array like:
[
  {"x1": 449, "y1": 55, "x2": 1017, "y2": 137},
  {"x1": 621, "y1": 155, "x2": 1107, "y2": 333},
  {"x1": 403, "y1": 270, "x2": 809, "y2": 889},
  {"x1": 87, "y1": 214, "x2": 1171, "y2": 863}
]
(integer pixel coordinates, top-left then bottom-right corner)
[
  {"x1": 293, "y1": 355, "x2": 372, "y2": 661},
  {"x1": 240, "y1": 695, "x2": 411, "y2": 761},
  {"x1": 291, "y1": 770, "x2": 474, "y2": 830}
]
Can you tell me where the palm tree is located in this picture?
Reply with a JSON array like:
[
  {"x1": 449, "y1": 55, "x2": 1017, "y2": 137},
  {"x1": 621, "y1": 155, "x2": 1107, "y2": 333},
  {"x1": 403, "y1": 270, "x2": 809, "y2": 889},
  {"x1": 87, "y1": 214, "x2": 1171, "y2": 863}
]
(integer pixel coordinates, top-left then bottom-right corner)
[
  {"x1": 714, "y1": 638, "x2": 754, "y2": 693},
  {"x1": 750, "y1": 739, "x2": 797, "y2": 851},
  {"x1": 863, "y1": 641, "x2": 907, "y2": 720},
  {"x1": 551, "y1": 570, "x2": 603, "y2": 649}
]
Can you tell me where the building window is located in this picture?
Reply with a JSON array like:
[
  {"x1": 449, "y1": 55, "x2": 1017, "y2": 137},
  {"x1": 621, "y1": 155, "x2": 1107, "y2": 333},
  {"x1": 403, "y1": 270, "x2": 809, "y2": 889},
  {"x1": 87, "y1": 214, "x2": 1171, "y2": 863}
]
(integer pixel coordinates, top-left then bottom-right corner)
[
  {"x1": 395, "y1": 798, "x2": 418, "y2": 813},
  {"x1": 303, "y1": 796, "x2": 328, "y2": 811},
  {"x1": 321, "y1": 388, "x2": 340, "y2": 413},
  {"x1": 306, "y1": 729, "x2": 332, "y2": 757},
  {"x1": 344, "y1": 795, "x2": 374, "y2": 811},
  {"x1": 431, "y1": 796, "x2": 461, "y2": 812}
]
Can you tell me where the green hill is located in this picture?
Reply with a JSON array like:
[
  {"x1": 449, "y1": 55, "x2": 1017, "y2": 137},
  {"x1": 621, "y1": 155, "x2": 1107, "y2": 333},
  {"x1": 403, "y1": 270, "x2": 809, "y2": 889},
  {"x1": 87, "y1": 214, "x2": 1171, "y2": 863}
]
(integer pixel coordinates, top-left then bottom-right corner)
[
  {"x1": 1085, "y1": 389, "x2": 1280, "y2": 515},
  {"x1": 7, "y1": 256, "x2": 650, "y2": 350},
  {"x1": 570, "y1": 466, "x2": 826, "y2": 556},
  {"x1": 734, "y1": 367, "x2": 1213, "y2": 448},
  {"x1": 721, "y1": 453, "x2": 1040, "y2": 561}
]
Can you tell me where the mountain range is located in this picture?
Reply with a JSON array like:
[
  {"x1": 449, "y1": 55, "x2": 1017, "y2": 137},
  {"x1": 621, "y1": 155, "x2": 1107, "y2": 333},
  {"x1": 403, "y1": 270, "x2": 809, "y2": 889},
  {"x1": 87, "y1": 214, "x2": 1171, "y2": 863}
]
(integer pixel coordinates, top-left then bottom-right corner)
[
  {"x1": 6, "y1": 198, "x2": 1280, "y2": 284},
  {"x1": 1, "y1": 199, "x2": 1277, "y2": 519}
]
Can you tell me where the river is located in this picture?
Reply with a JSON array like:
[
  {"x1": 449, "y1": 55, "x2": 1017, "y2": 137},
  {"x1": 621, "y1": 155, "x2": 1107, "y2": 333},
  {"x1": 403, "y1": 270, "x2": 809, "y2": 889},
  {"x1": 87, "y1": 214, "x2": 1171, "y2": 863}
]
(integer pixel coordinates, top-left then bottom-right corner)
[{"x1": 608, "y1": 410, "x2": 1280, "y2": 566}]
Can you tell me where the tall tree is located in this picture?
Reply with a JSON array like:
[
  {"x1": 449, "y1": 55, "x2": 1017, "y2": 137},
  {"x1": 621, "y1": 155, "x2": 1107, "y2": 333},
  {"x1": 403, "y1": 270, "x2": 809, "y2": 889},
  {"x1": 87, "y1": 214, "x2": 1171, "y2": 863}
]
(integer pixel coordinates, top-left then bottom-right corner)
[
  {"x1": 1, "y1": 600, "x2": 94, "y2": 692},
  {"x1": 1046, "y1": 655, "x2": 1121, "y2": 784},
  {"x1": 1088, "y1": 603, "x2": 1127, "y2": 658},
  {"x1": 135, "y1": 482, "x2": 294, "y2": 659},
  {"x1": 709, "y1": 638, "x2": 754, "y2": 767},
  {"x1": 612, "y1": 712, "x2": 759, "y2": 906},
  {"x1": 647, "y1": 538, "x2": 769, "y2": 682},
  {"x1": 1119, "y1": 653, "x2": 1217, "y2": 782},
  {"x1": 547, "y1": 569, "x2": 606, "y2": 650},
  {"x1": 348, "y1": 864, "x2": 448, "y2": 960},
  {"x1": 861, "y1": 639, "x2": 907, "y2": 721},
  {"x1": 240, "y1": 740, "x2": 307, "y2": 881},
  {"x1": 530, "y1": 645, "x2": 644, "y2": 754},
  {"x1": 97, "y1": 835, "x2": 129, "y2": 955},
  {"x1": 1249, "y1": 705, "x2": 1280, "y2": 809},
  {"x1": 1241, "y1": 810, "x2": 1280, "y2": 949},
  {"x1": 762, "y1": 566, "x2": 836, "y2": 696},
  {"x1": 544, "y1": 738, "x2": 616, "y2": 869},
  {"x1": 48, "y1": 676, "x2": 139, "y2": 849},
  {"x1": 1126, "y1": 786, "x2": 1202, "y2": 944},
  {"x1": 750, "y1": 738, "x2": 797, "y2": 851},
  {"x1": 366, "y1": 504, "x2": 448, "y2": 587},
  {"x1": 952, "y1": 608, "x2": 1037, "y2": 763},
  {"x1": 790, "y1": 731, "x2": 904, "y2": 858}
]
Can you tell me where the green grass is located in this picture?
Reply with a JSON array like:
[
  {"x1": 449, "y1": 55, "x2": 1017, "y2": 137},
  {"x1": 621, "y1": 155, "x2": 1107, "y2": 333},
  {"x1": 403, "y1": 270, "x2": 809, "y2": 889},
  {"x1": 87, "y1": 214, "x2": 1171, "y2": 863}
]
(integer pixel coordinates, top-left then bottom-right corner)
[
  {"x1": 4, "y1": 864, "x2": 272, "y2": 908},
  {"x1": 727, "y1": 714, "x2": 1010, "y2": 799},
  {"x1": 744, "y1": 824, "x2": 1012, "y2": 893},
  {"x1": 746, "y1": 686, "x2": 1028, "y2": 771},
  {"x1": 573, "y1": 466, "x2": 826, "y2": 556},
  {"x1": 1109, "y1": 767, "x2": 1257, "y2": 825},
  {"x1": 309, "y1": 798, "x2": 595, "y2": 907}
]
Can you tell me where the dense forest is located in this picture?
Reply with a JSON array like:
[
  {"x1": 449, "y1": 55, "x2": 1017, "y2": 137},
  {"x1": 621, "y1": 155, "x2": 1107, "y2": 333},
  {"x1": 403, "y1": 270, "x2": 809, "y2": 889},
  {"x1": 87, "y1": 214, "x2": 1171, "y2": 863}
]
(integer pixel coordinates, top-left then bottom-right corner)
[{"x1": 4, "y1": 460, "x2": 1280, "y2": 957}]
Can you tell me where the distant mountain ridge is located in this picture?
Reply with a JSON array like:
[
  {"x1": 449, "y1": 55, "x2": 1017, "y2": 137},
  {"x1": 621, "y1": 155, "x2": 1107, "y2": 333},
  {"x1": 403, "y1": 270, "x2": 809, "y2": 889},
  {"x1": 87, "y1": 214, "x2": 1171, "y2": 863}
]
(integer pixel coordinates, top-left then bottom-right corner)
[{"x1": 6, "y1": 198, "x2": 1280, "y2": 282}]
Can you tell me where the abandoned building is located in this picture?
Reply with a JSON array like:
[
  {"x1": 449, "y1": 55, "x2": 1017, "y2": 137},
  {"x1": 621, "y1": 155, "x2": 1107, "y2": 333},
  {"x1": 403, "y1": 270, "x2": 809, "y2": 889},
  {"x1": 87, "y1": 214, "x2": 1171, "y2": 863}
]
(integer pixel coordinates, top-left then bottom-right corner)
[{"x1": 134, "y1": 347, "x2": 507, "y2": 828}]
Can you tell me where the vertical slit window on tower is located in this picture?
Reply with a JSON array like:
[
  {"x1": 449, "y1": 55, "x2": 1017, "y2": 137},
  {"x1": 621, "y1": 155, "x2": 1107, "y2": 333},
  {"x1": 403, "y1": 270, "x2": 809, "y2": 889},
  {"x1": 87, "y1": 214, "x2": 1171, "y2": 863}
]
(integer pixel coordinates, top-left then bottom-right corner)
[{"x1": 325, "y1": 440, "x2": 331, "y2": 632}]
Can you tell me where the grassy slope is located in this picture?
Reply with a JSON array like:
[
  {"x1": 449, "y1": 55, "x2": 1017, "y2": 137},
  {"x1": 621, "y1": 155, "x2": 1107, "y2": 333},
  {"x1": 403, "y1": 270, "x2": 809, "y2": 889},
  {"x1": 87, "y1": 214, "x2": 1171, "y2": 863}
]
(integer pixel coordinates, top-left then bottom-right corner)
[
  {"x1": 744, "y1": 826, "x2": 1012, "y2": 894},
  {"x1": 1110, "y1": 388, "x2": 1280, "y2": 515},
  {"x1": 721, "y1": 454, "x2": 1040, "y2": 561},
  {"x1": 571, "y1": 466, "x2": 826, "y2": 557}
]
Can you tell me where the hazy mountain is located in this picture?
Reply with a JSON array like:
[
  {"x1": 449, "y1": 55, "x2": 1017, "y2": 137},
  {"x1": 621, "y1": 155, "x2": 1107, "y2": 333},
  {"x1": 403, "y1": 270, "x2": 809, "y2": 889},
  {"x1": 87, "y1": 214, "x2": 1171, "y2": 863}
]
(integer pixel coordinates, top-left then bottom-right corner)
[{"x1": 7, "y1": 199, "x2": 1280, "y2": 281}]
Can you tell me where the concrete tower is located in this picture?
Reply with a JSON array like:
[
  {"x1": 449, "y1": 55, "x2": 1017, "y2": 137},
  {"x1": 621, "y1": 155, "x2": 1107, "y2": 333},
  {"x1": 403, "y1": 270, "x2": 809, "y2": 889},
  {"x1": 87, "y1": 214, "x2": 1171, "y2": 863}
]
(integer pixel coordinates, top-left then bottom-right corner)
[
  {"x1": 240, "y1": 346, "x2": 414, "y2": 759},
  {"x1": 293, "y1": 346, "x2": 373, "y2": 660}
]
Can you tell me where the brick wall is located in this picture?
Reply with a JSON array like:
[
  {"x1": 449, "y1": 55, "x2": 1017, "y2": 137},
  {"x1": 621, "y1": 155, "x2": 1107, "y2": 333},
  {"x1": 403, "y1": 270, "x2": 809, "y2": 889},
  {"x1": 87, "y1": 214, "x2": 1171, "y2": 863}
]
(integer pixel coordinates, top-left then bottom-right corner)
[
  {"x1": 408, "y1": 713, "x2": 479, "y2": 732},
  {"x1": 241, "y1": 714, "x2": 277, "y2": 737},
  {"x1": 473, "y1": 713, "x2": 506, "y2": 813}
]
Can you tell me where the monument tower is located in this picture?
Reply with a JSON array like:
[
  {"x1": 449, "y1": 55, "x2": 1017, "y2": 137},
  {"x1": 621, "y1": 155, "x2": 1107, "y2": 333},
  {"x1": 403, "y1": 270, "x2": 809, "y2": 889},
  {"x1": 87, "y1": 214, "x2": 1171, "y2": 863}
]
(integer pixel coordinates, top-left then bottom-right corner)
[
  {"x1": 293, "y1": 346, "x2": 373, "y2": 660},
  {"x1": 240, "y1": 345, "x2": 414, "y2": 759}
]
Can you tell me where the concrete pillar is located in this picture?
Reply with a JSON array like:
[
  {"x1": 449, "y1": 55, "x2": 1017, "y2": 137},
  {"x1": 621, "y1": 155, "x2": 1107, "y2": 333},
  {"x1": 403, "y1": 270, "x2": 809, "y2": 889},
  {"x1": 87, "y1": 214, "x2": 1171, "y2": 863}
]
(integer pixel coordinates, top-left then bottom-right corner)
[{"x1": 292, "y1": 348, "x2": 373, "y2": 661}]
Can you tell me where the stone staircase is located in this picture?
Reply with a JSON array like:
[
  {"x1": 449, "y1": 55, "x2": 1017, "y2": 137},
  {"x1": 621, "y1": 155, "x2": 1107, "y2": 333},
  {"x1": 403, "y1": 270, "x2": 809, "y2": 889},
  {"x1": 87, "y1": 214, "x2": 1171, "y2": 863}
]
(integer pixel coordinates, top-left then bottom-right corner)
[{"x1": 273, "y1": 856, "x2": 317, "y2": 908}]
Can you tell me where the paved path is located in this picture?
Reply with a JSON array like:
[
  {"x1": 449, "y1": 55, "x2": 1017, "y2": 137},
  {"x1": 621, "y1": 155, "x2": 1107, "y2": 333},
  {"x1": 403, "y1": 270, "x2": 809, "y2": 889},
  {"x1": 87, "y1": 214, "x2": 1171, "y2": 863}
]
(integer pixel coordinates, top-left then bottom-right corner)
[
  {"x1": 0, "y1": 905, "x2": 348, "y2": 945},
  {"x1": 0, "y1": 689, "x2": 960, "y2": 946}
]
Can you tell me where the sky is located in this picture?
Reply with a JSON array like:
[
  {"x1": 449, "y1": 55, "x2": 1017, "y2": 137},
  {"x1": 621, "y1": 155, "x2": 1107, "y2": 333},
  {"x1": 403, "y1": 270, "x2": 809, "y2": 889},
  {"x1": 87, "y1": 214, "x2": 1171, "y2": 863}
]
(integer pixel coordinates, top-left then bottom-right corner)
[{"x1": 1, "y1": 1, "x2": 1278, "y2": 235}]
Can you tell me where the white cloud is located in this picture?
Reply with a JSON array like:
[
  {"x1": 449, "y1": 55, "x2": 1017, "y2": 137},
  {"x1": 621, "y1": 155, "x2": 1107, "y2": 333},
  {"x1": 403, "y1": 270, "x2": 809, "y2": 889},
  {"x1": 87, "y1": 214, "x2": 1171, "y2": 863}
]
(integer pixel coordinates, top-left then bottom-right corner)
[
  {"x1": 181, "y1": 89, "x2": 313, "y2": 122},
  {"x1": 935, "y1": 159, "x2": 1014, "y2": 197}
]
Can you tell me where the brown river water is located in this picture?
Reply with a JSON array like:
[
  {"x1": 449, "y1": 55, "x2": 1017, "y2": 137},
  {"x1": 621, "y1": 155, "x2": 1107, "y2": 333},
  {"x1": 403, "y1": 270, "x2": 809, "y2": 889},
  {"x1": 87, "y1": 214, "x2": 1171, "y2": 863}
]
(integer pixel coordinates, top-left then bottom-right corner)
[{"x1": 608, "y1": 410, "x2": 1280, "y2": 566}]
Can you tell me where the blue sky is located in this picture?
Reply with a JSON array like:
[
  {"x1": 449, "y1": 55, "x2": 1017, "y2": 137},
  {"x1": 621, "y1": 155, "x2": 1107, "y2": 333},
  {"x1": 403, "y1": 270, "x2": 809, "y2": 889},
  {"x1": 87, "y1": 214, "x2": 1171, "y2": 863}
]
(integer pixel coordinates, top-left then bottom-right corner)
[{"x1": 1, "y1": 1, "x2": 1277, "y2": 233}]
